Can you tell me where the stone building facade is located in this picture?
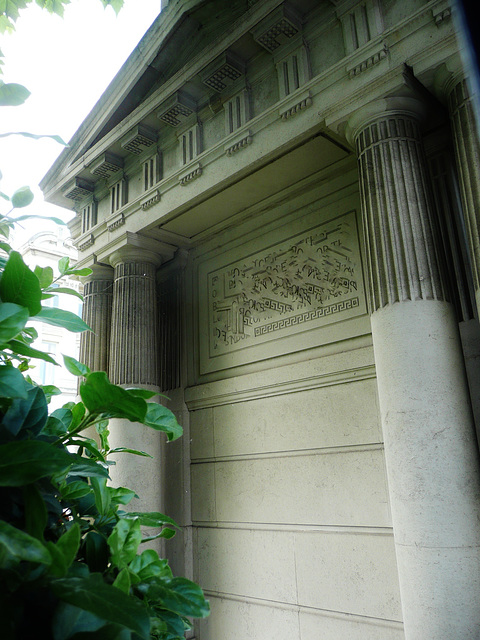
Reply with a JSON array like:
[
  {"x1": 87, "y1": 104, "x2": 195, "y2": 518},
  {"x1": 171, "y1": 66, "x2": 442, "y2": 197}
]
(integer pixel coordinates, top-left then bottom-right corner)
[{"x1": 41, "y1": 1, "x2": 480, "y2": 638}]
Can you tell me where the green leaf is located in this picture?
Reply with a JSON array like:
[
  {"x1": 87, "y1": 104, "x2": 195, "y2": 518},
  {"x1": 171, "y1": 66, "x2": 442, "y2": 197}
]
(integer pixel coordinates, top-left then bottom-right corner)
[
  {"x1": 143, "y1": 403, "x2": 183, "y2": 442},
  {"x1": 47, "y1": 539, "x2": 70, "y2": 577},
  {"x1": 109, "y1": 447, "x2": 152, "y2": 458},
  {"x1": 69, "y1": 436, "x2": 105, "y2": 462},
  {"x1": 42, "y1": 384, "x2": 62, "y2": 402},
  {"x1": 56, "y1": 523, "x2": 81, "y2": 571},
  {"x1": 80, "y1": 372, "x2": 147, "y2": 423},
  {"x1": 112, "y1": 567, "x2": 131, "y2": 594},
  {"x1": 100, "y1": 0, "x2": 124, "y2": 15},
  {"x1": 63, "y1": 267, "x2": 92, "y2": 277},
  {"x1": 108, "y1": 518, "x2": 142, "y2": 569},
  {"x1": 95, "y1": 420, "x2": 109, "y2": 451},
  {"x1": 11, "y1": 185, "x2": 34, "y2": 208},
  {"x1": 22, "y1": 325, "x2": 38, "y2": 342},
  {"x1": 0, "y1": 520, "x2": 51, "y2": 566},
  {"x1": 50, "y1": 406, "x2": 73, "y2": 430},
  {"x1": 52, "y1": 602, "x2": 107, "y2": 640},
  {"x1": 0, "y1": 131, "x2": 67, "y2": 145},
  {"x1": 0, "y1": 81, "x2": 30, "y2": 106},
  {"x1": 23, "y1": 483, "x2": 47, "y2": 540},
  {"x1": 7, "y1": 338, "x2": 58, "y2": 364},
  {"x1": 34, "y1": 265, "x2": 54, "y2": 288},
  {"x1": 65, "y1": 455, "x2": 109, "y2": 479},
  {"x1": 46, "y1": 286, "x2": 83, "y2": 300},
  {"x1": 125, "y1": 387, "x2": 157, "y2": 400},
  {"x1": 63, "y1": 354, "x2": 90, "y2": 377},
  {"x1": 58, "y1": 256, "x2": 70, "y2": 275},
  {"x1": 35, "y1": 307, "x2": 91, "y2": 332},
  {"x1": 129, "y1": 549, "x2": 172, "y2": 584},
  {"x1": 0, "y1": 301, "x2": 28, "y2": 343},
  {"x1": 84, "y1": 531, "x2": 109, "y2": 574},
  {"x1": 142, "y1": 527, "x2": 176, "y2": 543},
  {"x1": 0, "y1": 364, "x2": 28, "y2": 399},
  {"x1": 108, "y1": 486, "x2": 137, "y2": 506},
  {"x1": 10, "y1": 213, "x2": 66, "y2": 224},
  {"x1": 1, "y1": 384, "x2": 48, "y2": 436},
  {"x1": 60, "y1": 479, "x2": 91, "y2": 502},
  {"x1": 142, "y1": 577, "x2": 210, "y2": 619},
  {"x1": 91, "y1": 477, "x2": 111, "y2": 516},
  {"x1": 0, "y1": 251, "x2": 42, "y2": 315},
  {"x1": 121, "y1": 511, "x2": 179, "y2": 529},
  {"x1": 42, "y1": 415, "x2": 68, "y2": 437},
  {"x1": 0, "y1": 440, "x2": 106, "y2": 486},
  {"x1": 70, "y1": 401, "x2": 86, "y2": 430},
  {"x1": 51, "y1": 574, "x2": 150, "y2": 639}
]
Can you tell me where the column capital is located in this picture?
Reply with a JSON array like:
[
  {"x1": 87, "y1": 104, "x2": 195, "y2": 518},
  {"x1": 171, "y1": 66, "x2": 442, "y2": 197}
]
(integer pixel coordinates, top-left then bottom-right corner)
[
  {"x1": 109, "y1": 245, "x2": 163, "y2": 269},
  {"x1": 345, "y1": 96, "x2": 427, "y2": 145},
  {"x1": 81, "y1": 262, "x2": 114, "y2": 284},
  {"x1": 106, "y1": 231, "x2": 176, "y2": 269},
  {"x1": 94, "y1": 231, "x2": 176, "y2": 269}
]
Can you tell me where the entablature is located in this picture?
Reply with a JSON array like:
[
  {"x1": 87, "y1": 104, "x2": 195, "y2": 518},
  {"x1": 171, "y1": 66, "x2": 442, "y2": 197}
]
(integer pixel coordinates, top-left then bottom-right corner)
[{"x1": 47, "y1": 0, "x2": 459, "y2": 264}]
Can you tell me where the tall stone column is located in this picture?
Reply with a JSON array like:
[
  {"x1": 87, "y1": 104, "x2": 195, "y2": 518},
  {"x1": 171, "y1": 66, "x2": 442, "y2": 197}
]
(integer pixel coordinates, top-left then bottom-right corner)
[
  {"x1": 79, "y1": 264, "x2": 114, "y2": 373},
  {"x1": 448, "y1": 77, "x2": 480, "y2": 314},
  {"x1": 109, "y1": 247, "x2": 160, "y2": 386},
  {"x1": 107, "y1": 245, "x2": 165, "y2": 525},
  {"x1": 348, "y1": 97, "x2": 480, "y2": 639}
]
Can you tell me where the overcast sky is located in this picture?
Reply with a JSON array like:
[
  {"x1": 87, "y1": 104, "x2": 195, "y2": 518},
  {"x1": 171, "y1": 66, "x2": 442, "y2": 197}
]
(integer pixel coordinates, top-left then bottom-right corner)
[{"x1": 1, "y1": 0, "x2": 161, "y2": 246}]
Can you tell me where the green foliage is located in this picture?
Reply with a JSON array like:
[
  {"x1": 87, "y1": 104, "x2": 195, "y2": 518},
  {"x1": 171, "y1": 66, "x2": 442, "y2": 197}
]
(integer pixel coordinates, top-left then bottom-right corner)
[
  {"x1": 0, "y1": 234, "x2": 209, "y2": 638},
  {"x1": 0, "y1": 4, "x2": 208, "y2": 638},
  {"x1": 0, "y1": 0, "x2": 124, "y2": 33}
]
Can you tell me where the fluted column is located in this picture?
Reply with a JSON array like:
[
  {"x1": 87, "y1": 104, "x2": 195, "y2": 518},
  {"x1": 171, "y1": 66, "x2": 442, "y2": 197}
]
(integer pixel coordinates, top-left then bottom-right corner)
[
  {"x1": 448, "y1": 77, "x2": 480, "y2": 314},
  {"x1": 79, "y1": 264, "x2": 114, "y2": 373},
  {"x1": 349, "y1": 97, "x2": 480, "y2": 639},
  {"x1": 107, "y1": 245, "x2": 164, "y2": 537},
  {"x1": 109, "y1": 247, "x2": 160, "y2": 386}
]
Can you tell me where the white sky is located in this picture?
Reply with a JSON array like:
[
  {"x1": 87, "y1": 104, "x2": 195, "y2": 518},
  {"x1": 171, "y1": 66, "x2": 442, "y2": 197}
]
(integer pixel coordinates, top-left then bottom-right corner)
[{"x1": 0, "y1": 0, "x2": 161, "y2": 246}]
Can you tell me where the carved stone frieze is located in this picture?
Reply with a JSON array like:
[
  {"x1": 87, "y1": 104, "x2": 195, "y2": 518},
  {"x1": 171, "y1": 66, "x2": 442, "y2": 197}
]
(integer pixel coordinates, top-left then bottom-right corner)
[{"x1": 205, "y1": 211, "x2": 364, "y2": 359}]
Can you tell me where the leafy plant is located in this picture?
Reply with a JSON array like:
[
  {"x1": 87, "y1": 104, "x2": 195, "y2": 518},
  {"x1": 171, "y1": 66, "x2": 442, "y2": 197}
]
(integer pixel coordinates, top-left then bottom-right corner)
[
  {"x1": 0, "y1": 203, "x2": 209, "y2": 639},
  {"x1": 0, "y1": 3, "x2": 209, "y2": 637}
]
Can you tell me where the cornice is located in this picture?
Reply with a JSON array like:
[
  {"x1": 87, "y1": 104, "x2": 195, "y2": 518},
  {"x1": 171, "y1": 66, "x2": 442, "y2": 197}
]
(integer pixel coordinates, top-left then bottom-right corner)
[{"x1": 40, "y1": 0, "x2": 286, "y2": 199}]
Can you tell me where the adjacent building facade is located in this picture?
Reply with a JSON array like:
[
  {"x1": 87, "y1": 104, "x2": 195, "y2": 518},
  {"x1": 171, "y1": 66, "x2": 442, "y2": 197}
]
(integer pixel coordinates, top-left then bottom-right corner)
[
  {"x1": 19, "y1": 229, "x2": 82, "y2": 410},
  {"x1": 40, "y1": 1, "x2": 480, "y2": 638}
]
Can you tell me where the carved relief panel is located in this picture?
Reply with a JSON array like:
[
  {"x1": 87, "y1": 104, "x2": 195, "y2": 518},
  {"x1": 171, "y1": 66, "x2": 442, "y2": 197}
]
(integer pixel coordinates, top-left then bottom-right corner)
[{"x1": 198, "y1": 210, "x2": 368, "y2": 374}]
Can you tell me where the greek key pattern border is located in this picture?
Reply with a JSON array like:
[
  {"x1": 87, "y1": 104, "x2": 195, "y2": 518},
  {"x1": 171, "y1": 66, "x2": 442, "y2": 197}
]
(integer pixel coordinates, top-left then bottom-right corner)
[{"x1": 254, "y1": 297, "x2": 360, "y2": 336}]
